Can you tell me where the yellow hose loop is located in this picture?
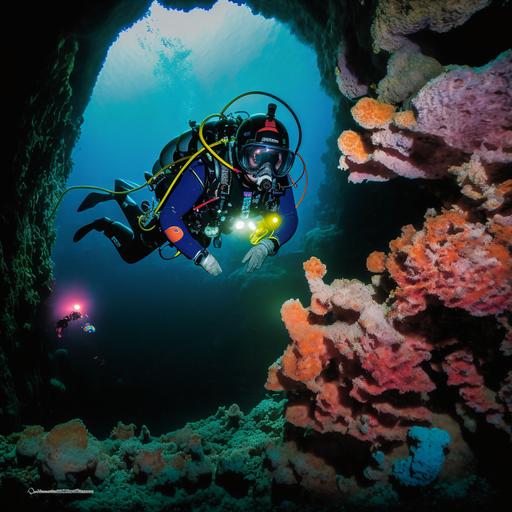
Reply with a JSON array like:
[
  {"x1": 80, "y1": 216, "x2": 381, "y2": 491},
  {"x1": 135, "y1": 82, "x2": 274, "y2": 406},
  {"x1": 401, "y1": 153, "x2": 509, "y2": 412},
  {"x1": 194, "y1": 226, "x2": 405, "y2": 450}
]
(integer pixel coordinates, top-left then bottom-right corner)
[
  {"x1": 154, "y1": 139, "x2": 226, "y2": 215},
  {"x1": 138, "y1": 139, "x2": 227, "y2": 232},
  {"x1": 137, "y1": 214, "x2": 156, "y2": 232},
  {"x1": 198, "y1": 114, "x2": 235, "y2": 172}
]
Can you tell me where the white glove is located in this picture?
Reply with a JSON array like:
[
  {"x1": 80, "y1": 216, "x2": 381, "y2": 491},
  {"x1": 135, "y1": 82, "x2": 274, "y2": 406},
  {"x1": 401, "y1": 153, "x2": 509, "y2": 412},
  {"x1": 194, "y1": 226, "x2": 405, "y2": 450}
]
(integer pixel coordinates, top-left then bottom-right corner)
[
  {"x1": 242, "y1": 239, "x2": 275, "y2": 273},
  {"x1": 200, "y1": 253, "x2": 222, "y2": 276}
]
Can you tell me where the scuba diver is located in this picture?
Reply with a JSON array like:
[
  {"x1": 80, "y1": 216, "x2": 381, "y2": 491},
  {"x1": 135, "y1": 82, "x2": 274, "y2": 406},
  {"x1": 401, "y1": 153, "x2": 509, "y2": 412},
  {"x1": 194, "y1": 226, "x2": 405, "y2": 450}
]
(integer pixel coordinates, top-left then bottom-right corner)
[{"x1": 72, "y1": 94, "x2": 303, "y2": 276}]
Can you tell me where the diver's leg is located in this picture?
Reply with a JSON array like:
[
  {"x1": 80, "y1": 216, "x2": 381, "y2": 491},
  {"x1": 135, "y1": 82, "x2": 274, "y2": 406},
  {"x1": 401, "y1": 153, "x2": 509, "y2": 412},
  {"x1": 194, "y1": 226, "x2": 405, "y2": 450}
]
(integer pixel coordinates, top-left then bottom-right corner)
[
  {"x1": 73, "y1": 217, "x2": 155, "y2": 264},
  {"x1": 114, "y1": 179, "x2": 145, "y2": 233},
  {"x1": 77, "y1": 178, "x2": 140, "y2": 213}
]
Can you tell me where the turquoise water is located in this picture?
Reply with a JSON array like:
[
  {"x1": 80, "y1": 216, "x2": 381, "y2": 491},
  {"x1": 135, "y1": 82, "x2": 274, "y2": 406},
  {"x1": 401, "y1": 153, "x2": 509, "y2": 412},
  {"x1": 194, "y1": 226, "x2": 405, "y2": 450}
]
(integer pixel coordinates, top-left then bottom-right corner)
[{"x1": 50, "y1": 0, "x2": 333, "y2": 436}]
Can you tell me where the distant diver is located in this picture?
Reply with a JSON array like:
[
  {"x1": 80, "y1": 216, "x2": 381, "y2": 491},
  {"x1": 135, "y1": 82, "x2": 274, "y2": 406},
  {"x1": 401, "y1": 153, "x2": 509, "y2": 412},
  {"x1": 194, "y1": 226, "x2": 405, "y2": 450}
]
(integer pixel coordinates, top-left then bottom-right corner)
[
  {"x1": 72, "y1": 92, "x2": 307, "y2": 275},
  {"x1": 56, "y1": 311, "x2": 95, "y2": 338}
]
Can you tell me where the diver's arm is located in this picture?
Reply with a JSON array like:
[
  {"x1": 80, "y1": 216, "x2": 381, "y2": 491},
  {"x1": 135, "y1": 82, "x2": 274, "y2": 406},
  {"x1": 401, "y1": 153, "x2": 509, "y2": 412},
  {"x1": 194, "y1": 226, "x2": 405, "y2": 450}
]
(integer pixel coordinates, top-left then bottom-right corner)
[
  {"x1": 269, "y1": 182, "x2": 298, "y2": 253},
  {"x1": 159, "y1": 161, "x2": 207, "y2": 260}
]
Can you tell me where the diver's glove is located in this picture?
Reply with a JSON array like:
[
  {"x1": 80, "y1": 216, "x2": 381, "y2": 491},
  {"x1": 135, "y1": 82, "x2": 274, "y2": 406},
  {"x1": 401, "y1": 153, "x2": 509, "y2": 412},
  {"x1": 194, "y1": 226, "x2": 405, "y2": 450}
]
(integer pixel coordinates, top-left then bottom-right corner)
[
  {"x1": 194, "y1": 249, "x2": 222, "y2": 276},
  {"x1": 242, "y1": 238, "x2": 276, "y2": 273}
]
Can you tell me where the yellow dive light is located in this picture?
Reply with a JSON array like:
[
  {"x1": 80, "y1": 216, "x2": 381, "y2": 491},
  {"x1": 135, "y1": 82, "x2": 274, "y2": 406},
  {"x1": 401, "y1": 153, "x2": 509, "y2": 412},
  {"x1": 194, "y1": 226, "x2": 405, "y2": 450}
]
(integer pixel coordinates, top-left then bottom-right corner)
[{"x1": 247, "y1": 213, "x2": 282, "y2": 245}]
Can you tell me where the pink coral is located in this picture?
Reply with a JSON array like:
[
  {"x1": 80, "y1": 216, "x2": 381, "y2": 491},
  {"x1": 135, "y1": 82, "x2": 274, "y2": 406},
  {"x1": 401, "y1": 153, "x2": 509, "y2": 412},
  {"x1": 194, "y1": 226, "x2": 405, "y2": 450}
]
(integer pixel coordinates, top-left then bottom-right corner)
[
  {"x1": 337, "y1": 51, "x2": 512, "y2": 183},
  {"x1": 335, "y1": 45, "x2": 369, "y2": 99},
  {"x1": 266, "y1": 259, "x2": 435, "y2": 445}
]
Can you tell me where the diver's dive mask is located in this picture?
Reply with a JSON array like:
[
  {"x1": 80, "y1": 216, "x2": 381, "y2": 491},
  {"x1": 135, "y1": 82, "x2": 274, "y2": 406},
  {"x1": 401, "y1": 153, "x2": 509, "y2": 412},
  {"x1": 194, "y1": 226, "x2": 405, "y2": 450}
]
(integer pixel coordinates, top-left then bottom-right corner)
[{"x1": 239, "y1": 142, "x2": 295, "y2": 181}]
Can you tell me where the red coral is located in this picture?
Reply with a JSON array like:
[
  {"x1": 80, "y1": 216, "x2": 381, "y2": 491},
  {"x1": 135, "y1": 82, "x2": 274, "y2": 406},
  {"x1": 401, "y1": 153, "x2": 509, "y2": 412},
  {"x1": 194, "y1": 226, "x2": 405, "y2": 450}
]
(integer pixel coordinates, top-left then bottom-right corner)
[
  {"x1": 266, "y1": 259, "x2": 435, "y2": 445},
  {"x1": 442, "y1": 349, "x2": 509, "y2": 434},
  {"x1": 374, "y1": 210, "x2": 512, "y2": 319}
]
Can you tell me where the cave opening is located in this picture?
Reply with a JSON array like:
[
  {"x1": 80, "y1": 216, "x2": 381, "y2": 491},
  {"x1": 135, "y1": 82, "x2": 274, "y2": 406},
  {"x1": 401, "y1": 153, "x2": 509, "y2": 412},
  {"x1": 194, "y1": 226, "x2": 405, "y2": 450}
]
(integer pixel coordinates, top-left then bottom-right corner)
[{"x1": 46, "y1": 0, "x2": 335, "y2": 437}]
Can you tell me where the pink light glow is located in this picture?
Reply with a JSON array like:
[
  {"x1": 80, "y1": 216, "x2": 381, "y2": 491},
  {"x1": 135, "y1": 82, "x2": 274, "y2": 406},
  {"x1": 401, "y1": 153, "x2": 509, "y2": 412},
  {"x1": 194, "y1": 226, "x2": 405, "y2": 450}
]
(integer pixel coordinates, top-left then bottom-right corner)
[{"x1": 50, "y1": 284, "x2": 93, "y2": 321}]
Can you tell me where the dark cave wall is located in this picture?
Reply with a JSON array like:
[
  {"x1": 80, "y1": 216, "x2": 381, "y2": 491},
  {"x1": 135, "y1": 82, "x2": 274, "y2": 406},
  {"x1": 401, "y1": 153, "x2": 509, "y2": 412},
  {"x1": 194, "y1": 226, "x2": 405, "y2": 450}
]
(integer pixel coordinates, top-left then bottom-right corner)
[
  {"x1": 1, "y1": 0, "x2": 353, "y2": 431},
  {"x1": 2, "y1": 0, "x2": 164, "y2": 430}
]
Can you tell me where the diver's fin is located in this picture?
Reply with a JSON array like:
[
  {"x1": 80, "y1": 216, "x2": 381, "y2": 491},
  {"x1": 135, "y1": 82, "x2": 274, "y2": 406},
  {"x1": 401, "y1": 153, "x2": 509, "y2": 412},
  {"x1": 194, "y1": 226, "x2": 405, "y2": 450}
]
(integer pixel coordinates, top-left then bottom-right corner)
[
  {"x1": 115, "y1": 178, "x2": 139, "y2": 192},
  {"x1": 73, "y1": 218, "x2": 112, "y2": 242},
  {"x1": 77, "y1": 192, "x2": 113, "y2": 212}
]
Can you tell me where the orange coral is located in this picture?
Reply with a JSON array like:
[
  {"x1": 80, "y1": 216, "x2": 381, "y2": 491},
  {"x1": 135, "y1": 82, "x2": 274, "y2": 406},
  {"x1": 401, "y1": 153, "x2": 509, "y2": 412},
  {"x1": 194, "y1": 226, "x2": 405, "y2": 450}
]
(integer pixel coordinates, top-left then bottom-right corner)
[
  {"x1": 366, "y1": 251, "x2": 386, "y2": 273},
  {"x1": 393, "y1": 110, "x2": 417, "y2": 128},
  {"x1": 337, "y1": 130, "x2": 370, "y2": 163},
  {"x1": 266, "y1": 259, "x2": 437, "y2": 445},
  {"x1": 351, "y1": 97, "x2": 396, "y2": 129},
  {"x1": 384, "y1": 210, "x2": 512, "y2": 318},
  {"x1": 303, "y1": 256, "x2": 327, "y2": 280}
]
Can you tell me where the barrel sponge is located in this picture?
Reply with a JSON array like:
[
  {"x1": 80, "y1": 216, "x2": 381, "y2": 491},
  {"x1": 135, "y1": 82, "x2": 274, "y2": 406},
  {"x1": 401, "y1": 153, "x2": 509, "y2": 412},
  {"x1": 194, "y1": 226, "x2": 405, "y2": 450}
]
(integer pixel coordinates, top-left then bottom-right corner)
[{"x1": 392, "y1": 426, "x2": 451, "y2": 486}]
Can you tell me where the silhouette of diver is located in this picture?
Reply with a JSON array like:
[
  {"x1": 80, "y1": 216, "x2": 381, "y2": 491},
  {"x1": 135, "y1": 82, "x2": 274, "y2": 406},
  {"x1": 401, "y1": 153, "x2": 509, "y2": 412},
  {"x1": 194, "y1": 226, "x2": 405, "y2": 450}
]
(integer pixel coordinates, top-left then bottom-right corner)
[
  {"x1": 55, "y1": 311, "x2": 82, "y2": 338},
  {"x1": 73, "y1": 103, "x2": 299, "y2": 275}
]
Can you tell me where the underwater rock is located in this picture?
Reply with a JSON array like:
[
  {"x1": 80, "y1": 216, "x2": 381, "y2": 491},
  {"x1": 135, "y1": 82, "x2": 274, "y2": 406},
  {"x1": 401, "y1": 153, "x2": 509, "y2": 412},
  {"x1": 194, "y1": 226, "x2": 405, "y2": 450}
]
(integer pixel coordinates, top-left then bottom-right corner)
[
  {"x1": 338, "y1": 50, "x2": 512, "y2": 183},
  {"x1": 369, "y1": 210, "x2": 512, "y2": 319},
  {"x1": 15, "y1": 425, "x2": 45, "y2": 459},
  {"x1": 266, "y1": 257, "x2": 435, "y2": 445},
  {"x1": 49, "y1": 377, "x2": 66, "y2": 392},
  {"x1": 38, "y1": 419, "x2": 100, "y2": 482},
  {"x1": 363, "y1": 450, "x2": 389, "y2": 482},
  {"x1": 371, "y1": 0, "x2": 491, "y2": 53},
  {"x1": 110, "y1": 421, "x2": 137, "y2": 440},
  {"x1": 391, "y1": 426, "x2": 451, "y2": 487},
  {"x1": 0, "y1": 394, "x2": 503, "y2": 510}
]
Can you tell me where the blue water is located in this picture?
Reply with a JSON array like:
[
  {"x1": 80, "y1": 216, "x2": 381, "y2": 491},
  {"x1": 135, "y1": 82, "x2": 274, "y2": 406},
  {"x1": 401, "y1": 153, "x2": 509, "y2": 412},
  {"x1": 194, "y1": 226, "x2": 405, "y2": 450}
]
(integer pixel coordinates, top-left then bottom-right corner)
[{"x1": 50, "y1": 0, "x2": 333, "y2": 435}]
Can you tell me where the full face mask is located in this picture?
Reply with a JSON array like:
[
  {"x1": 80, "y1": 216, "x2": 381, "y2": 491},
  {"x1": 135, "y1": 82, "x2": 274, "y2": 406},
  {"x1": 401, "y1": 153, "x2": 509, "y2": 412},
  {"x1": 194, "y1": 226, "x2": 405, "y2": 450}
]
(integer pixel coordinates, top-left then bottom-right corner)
[{"x1": 239, "y1": 143, "x2": 295, "y2": 192}]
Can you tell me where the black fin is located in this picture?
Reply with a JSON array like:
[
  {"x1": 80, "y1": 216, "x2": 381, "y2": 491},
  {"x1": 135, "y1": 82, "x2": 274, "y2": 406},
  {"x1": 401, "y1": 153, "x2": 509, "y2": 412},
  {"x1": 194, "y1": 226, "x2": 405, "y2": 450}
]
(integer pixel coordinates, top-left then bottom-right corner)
[{"x1": 77, "y1": 192, "x2": 113, "y2": 212}]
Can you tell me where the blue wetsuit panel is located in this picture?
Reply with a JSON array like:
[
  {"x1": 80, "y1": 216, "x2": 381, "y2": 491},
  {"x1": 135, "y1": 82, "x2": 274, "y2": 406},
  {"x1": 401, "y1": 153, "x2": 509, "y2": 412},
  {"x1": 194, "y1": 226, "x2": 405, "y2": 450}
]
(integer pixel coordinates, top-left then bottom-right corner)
[
  {"x1": 273, "y1": 180, "x2": 298, "y2": 247},
  {"x1": 159, "y1": 160, "x2": 206, "y2": 259}
]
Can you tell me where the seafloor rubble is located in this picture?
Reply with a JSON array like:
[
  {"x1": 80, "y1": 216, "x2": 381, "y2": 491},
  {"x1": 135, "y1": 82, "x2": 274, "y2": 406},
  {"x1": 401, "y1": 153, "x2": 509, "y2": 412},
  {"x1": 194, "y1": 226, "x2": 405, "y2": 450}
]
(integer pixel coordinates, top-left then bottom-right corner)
[{"x1": 0, "y1": 398, "x2": 499, "y2": 511}]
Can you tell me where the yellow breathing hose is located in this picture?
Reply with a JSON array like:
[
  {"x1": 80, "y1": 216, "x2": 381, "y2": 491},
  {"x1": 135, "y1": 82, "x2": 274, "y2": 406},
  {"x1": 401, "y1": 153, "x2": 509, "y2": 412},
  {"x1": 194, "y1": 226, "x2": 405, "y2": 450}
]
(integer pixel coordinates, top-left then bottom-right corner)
[
  {"x1": 49, "y1": 152, "x2": 193, "y2": 220},
  {"x1": 138, "y1": 139, "x2": 226, "y2": 231},
  {"x1": 198, "y1": 114, "x2": 236, "y2": 172}
]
